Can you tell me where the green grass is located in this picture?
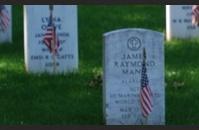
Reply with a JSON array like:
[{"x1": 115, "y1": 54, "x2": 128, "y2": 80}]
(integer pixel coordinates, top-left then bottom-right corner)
[
  {"x1": 166, "y1": 38, "x2": 199, "y2": 125},
  {"x1": 0, "y1": 5, "x2": 198, "y2": 125}
]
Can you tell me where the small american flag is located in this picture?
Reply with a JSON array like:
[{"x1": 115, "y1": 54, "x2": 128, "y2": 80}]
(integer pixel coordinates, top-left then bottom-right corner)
[
  {"x1": 140, "y1": 48, "x2": 153, "y2": 118},
  {"x1": 0, "y1": 5, "x2": 10, "y2": 32},
  {"x1": 192, "y1": 5, "x2": 199, "y2": 26},
  {"x1": 43, "y1": 8, "x2": 60, "y2": 54}
]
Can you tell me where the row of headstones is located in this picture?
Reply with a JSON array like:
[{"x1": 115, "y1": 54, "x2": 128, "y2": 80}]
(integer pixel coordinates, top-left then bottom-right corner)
[
  {"x1": 1, "y1": 5, "x2": 197, "y2": 43},
  {"x1": 0, "y1": 5, "x2": 195, "y2": 125},
  {"x1": 1, "y1": 5, "x2": 78, "y2": 73}
]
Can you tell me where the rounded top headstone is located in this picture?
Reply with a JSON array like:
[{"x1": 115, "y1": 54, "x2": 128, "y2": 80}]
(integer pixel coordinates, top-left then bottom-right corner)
[{"x1": 103, "y1": 28, "x2": 163, "y2": 38}]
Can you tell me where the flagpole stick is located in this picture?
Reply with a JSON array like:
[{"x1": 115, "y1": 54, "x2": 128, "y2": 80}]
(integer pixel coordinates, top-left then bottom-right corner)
[
  {"x1": 140, "y1": 48, "x2": 150, "y2": 125},
  {"x1": 143, "y1": 48, "x2": 148, "y2": 125},
  {"x1": 140, "y1": 115, "x2": 147, "y2": 125},
  {"x1": 49, "y1": 5, "x2": 56, "y2": 73},
  {"x1": 52, "y1": 39, "x2": 56, "y2": 73},
  {"x1": 145, "y1": 116, "x2": 148, "y2": 125}
]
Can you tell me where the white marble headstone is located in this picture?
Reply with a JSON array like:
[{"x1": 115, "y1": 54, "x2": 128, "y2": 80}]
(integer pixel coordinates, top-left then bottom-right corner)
[
  {"x1": 0, "y1": 5, "x2": 12, "y2": 43},
  {"x1": 24, "y1": 5, "x2": 78, "y2": 74},
  {"x1": 103, "y1": 28, "x2": 165, "y2": 125},
  {"x1": 166, "y1": 5, "x2": 199, "y2": 41}
]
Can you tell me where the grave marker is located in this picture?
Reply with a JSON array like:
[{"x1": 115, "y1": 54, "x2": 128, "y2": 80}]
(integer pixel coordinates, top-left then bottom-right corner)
[
  {"x1": 24, "y1": 5, "x2": 78, "y2": 74},
  {"x1": 103, "y1": 28, "x2": 165, "y2": 125},
  {"x1": 166, "y1": 5, "x2": 199, "y2": 41}
]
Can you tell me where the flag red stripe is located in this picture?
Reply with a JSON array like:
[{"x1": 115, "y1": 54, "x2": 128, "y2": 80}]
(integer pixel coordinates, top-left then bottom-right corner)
[
  {"x1": 141, "y1": 90, "x2": 152, "y2": 112},
  {"x1": 43, "y1": 24, "x2": 60, "y2": 53},
  {"x1": 140, "y1": 97, "x2": 149, "y2": 117},
  {"x1": 0, "y1": 11, "x2": 9, "y2": 22},
  {"x1": 143, "y1": 87, "x2": 152, "y2": 106},
  {"x1": 140, "y1": 49, "x2": 153, "y2": 118},
  {"x1": 141, "y1": 95, "x2": 151, "y2": 117},
  {"x1": 0, "y1": 9, "x2": 9, "y2": 31}
]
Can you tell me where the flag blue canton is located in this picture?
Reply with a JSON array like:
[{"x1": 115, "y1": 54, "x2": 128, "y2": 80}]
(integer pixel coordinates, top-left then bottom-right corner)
[{"x1": 141, "y1": 62, "x2": 149, "y2": 88}]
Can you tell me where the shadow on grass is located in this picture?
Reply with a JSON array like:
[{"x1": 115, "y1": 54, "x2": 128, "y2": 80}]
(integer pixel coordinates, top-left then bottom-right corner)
[
  {"x1": 0, "y1": 68, "x2": 103, "y2": 125},
  {"x1": 165, "y1": 38, "x2": 199, "y2": 124},
  {"x1": 166, "y1": 38, "x2": 199, "y2": 69}
]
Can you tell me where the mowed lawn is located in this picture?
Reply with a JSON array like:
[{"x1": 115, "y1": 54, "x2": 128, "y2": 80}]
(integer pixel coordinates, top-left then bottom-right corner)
[{"x1": 0, "y1": 5, "x2": 198, "y2": 125}]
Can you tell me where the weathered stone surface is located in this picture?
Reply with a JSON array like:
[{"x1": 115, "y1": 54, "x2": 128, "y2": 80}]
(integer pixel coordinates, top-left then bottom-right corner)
[
  {"x1": 24, "y1": 5, "x2": 78, "y2": 74},
  {"x1": 103, "y1": 28, "x2": 165, "y2": 125},
  {"x1": 166, "y1": 5, "x2": 199, "y2": 40}
]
